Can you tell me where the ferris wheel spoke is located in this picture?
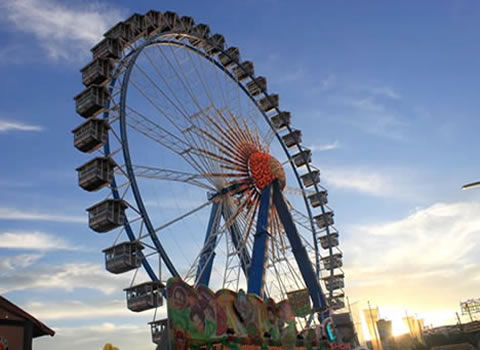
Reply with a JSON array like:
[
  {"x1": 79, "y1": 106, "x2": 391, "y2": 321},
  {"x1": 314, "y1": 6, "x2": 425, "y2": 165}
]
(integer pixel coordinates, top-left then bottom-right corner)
[
  {"x1": 123, "y1": 104, "x2": 211, "y2": 177},
  {"x1": 126, "y1": 165, "x2": 215, "y2": 191},
  {"x1": 127, "y1": 71, "x2": 225, "y2": 176},
  {"x1": 138, "y1": 199, "x2": 212, "y2": 240},
  {"x1": 141, "y1": 47, "x2": 219, "y2": 174}
]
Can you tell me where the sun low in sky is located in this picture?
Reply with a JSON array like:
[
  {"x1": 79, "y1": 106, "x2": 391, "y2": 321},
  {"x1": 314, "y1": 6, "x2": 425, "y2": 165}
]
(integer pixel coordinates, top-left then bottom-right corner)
[{"x1": 0, "y1": 1, "x2": 479, "y2": 350}]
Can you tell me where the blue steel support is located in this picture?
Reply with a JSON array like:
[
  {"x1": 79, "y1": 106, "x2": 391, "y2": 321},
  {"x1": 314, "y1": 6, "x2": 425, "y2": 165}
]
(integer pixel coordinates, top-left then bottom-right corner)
[
  {"x1": 195, "y1": 200, "x2": 222, "y2": 286},
  {"x1": 247, "y1": 185, "x2": 272, "y2": 296},
  {"x1": 271, "y1": 180, "x2": 327, "y2": 310},
  {"x1": 222, "y1": 203, "x2": 251, "y2": 278}
]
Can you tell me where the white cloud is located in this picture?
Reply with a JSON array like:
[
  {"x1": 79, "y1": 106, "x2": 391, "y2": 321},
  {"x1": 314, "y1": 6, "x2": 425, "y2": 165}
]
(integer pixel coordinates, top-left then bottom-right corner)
[
  {"x1": 0, "y1": 253, "x2": 44, "y2": 270},
  {"x1": 0, "y1": 231, "x2": 77, "y2": 250},
  {"x1": 0, "y1": 262, "x2": 131, "y2": 295},
  {"x1": 1, "y1": 0, "x2": 125, "y2": 61},
  {"x1": 309, "y1": 140, "x2": 341, "y2": 152},
  {"x1": 343, "y1": 201, "x2": 480, "y2": 323},
  {"x1": 0, "y1": 119, "x2": 43, "y2": 132},
  {"x1": 0, "y1": 207, "x2": 85, "y2": 223},
  {"x1": 322, "y1": 166, "x2": 414, "y2": 198},
  {"x1": 24, "y1": 299, "x2": 166, "y2": 321}
]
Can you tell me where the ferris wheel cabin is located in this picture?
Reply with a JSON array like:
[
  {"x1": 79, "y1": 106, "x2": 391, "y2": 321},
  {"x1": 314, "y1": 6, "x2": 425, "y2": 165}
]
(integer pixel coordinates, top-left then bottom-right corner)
[
  {"x1": 80, "y1": 58, "x2": 113, "y2": 87},
  {"x1": 322, "y1": 274, "x2": 345, "y2": 291},
  {"x1": 308, "y1": 190, "x2": 328, "y2": 208},
  {"x1": 74, "y1": 85, "x2": 109, "y2": 118},
  {"x1": 246, "y1": 76, "x2": 267, "y2": 96},
  {"x1": 72, "y1": 118, "x2": 109, "y2": 153},
  {"x1": 322, "y1": 253, "x2": 343, "y2": 270},
  {"x1": 319, "y1": 232, "x2": 339, "y2": 249},
  {"x1": 301, "y1": 169, "x2": 320, "y2": 187},
  {"x1": 124, "y1": 13, "x2": 146, "y2": 41},
  {"x1": 124, "y1": 281, "x2": 165, "y2": 312},
  {"x1": 87, "y1": 199, "x2": 128, "y2": 233},
  {"x1": 102, "y1": 241, "x2": 144, "y2": 274},
  {"x1": 331, "y1": 293, "x2": 346, "y2": 310},
  {"x1": 233, "y1": 61, "x2": 254, "y2": 81},
  {"x1": 259, "y1": 94, "x2": 279, "y2": 113},
  {"x1": 104, "y1": 21, "x2": 132, "y2": 44},
  {"x1": 292, "y1": 148, "x2": 312, "y2": 167},
  {"x1": 271, "y1": 111, "x2": 291, "y2": 130},
  {"x1": 189, "y1": 24, "x2": 210, "y2": 47},
  {"x1": 282, "y1": 129, "x2": 302, "y2": 148},
  {"x1": 314, "y1": 211, "x2": 334, "y2": 228},
  {"x1": 91, "y1": 37, "x2": 122, "y2": 60},
  {"x1": 149, "y1": 319, "x2": 169, "y2": 347},
  {"x1": 219, "y1": 47, "x2": 240, "y2": 68},
  {"x1": 76, "y1": 157, "x2": 115, "y2": 192},
  {"x1": 205, "y1": 33, "x2": 225, "y2": 55}
]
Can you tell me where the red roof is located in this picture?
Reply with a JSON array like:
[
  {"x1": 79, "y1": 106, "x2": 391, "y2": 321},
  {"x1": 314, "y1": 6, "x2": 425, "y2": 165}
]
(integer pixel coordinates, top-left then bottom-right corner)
[{"x1": 0, "y1": 296, "x2": 55, "y2": 338}]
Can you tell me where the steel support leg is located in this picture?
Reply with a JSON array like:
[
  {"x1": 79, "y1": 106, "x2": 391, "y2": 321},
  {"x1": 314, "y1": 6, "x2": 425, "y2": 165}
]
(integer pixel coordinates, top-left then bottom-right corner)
[
  {"x1": 247, "y1": 185, "x2": 272, "y2": 296},
  {"x1": 272, "y1": 180, "x2": 327, "y2": 310},
  {"x1": 195, "y1": 201, "x2": 222, "y2": 286}
]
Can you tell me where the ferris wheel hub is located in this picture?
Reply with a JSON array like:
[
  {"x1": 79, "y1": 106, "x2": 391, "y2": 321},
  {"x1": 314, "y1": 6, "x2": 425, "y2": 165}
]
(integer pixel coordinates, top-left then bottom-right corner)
[{"x1": 248, "y1": 152, "x2": 286, "y2": 191}]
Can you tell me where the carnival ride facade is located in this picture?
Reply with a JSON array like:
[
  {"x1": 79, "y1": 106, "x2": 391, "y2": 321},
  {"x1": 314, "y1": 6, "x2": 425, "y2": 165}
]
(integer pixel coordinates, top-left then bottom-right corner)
[{"x1": 73, "y1": 10, "x2": 347, "y2": 349}]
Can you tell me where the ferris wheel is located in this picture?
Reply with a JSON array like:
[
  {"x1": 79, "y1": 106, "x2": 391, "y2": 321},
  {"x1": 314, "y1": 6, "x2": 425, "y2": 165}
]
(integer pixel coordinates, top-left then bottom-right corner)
[{"x1": 73, "y1": 10, "x2": 345, "y2": 345}]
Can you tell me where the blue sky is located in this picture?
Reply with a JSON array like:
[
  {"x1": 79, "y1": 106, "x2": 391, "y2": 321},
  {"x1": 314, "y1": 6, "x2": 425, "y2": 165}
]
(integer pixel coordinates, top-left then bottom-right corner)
[{"x1": 1, "y1": 0, "x2": 480, "y2": 348}]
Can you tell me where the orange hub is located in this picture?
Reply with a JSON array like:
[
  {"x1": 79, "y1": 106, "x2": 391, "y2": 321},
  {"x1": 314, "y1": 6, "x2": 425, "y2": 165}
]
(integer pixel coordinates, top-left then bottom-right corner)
[{"x1": 248, "y1": 152, "x2": 286, "y2": 191}]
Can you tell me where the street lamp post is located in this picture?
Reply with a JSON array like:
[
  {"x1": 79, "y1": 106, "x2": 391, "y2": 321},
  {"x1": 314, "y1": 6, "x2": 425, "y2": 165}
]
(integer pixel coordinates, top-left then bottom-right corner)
[{"x1": 462, "y1": 181, "x2": 480, "y2": 190}]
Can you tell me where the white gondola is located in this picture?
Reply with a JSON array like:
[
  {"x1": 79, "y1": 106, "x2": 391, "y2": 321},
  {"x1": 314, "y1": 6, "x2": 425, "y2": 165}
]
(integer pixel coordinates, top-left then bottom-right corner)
[
  {"x1": 292, "y1": 148, "x2": 312, "y2": 167},
  {"x1": 162, "y1": 11, "x2": 181, "y2": 33},
  {"x1": 80, "y1": 58, "x2": 113, "y2": 87},
  {"x1": 76, "y1": 157, "x2": 115, "y2": 192},
  {"x1": 74, "y1": 85, "x2": 109, "y2": 118},
  {"x1": 104, "y1": 21, "x2": 131, "y2": 44},
  {"x1": 319, "y1": 232, "x2": 339, "y2": 249},
  {"x1": 218, "y1": 47, "x2": 240, "y2": 68},
  {"x1": 308, "y1": 190, "x2": 328, "y2": 207},
  {"x1": 330, "y1": 294, "x2": 346, "y2": 310},
  {"x1": 91, "y1": 38, "x2": 122, "y2": 60},
  {"x1": 103, "y1": 241, "x2": 144, "y2": 274},
  {"x1": 271, "y1": 111, "x2": 291, "y2": 130},
  {"x1": 179, "y1": 16, "x2": 194, "y2": 34},
  {"x1": 233, "y1": 61, "x2": 254, "y2": 81},
  {"x1": 282, "y1": 129, "x2": 302, "y2": 148},
  {"x1": 189, "y1": 24, "x2": 210, "y2": 47},
  {"x1": 322, "y1": 274, "x2": 345, "y2": 290},
  {"x1": 259, "y1": 94, "x2": 279, "y2": 113},
  {"x1": 149, "y1": 319, "x2": 169, "y2": 345},
  {"x1": 246, "y1": 77, "x2": 266, "y2": 96},
  {"x1": 125, "y1": 13, "x2": 145, "y2": 40},
  {"x1": 300, "y1": 169, "x2": 319, "y2": 187},
  {"x1": 321, "y1": 253, "x2": 343, "y2": 270},
  {"x1": 87, "y1": 199, "x2": 127, "y2": 233},
  {"x1": 205, "y1": 34, "x2": 225, "y2": 55},
  {"x1": 72, "y1": 118, "x2": 109, "y2": 153},
  {"x1": 124, "y1": 281, "x2": 165, "y2": 312},
  {"x1": 314, "y1": 211, "x2": 334, "y2": 229},
  {"x1": 144, "y1": 10, "x2": 163, "y2": 36}
]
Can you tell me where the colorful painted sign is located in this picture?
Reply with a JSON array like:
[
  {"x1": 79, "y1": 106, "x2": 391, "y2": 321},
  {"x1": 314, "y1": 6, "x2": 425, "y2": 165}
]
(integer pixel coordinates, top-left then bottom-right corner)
[
  {"x1": 167, "y1": 278, "x2": 339, "y2": 350},
  {"x1": 287, "y1": 289, "x2": 312, "y2": 318}
]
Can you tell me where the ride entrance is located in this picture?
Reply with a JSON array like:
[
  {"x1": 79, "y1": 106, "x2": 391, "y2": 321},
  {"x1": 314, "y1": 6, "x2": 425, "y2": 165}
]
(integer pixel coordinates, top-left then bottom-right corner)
[{"x1": 73, "y1": 10, "x2": 348, "y2": 349}]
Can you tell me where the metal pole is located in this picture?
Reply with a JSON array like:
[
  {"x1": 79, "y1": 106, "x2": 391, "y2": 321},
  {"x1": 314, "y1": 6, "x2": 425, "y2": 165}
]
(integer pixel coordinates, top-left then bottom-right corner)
[{"x1": 368, "y1": 301, "x2": 382, "y2": 350}]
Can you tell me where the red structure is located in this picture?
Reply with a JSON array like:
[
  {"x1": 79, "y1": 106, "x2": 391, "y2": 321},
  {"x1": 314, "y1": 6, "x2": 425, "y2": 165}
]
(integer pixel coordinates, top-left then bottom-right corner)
[{"x1": 0, "y1": 296, "x2": 54, "y2": 350}]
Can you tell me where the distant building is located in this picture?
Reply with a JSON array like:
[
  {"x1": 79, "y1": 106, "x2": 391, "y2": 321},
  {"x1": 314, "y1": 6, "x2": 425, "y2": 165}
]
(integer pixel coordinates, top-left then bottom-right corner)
[
  {"x1": 376, "y1": 319, "x2": 394, "y2": 350},
  {"x1": 0, "y1": 296, "x2": 54, "y2": 350}
]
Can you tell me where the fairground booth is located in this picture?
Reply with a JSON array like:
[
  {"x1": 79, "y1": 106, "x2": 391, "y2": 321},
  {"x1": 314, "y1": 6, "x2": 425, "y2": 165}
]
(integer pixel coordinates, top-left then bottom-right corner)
[{"x1": 0, "y1": 296, "x2": 54, "y2": 350}]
